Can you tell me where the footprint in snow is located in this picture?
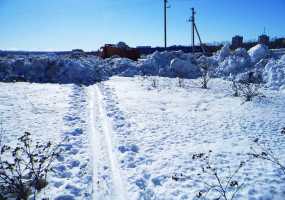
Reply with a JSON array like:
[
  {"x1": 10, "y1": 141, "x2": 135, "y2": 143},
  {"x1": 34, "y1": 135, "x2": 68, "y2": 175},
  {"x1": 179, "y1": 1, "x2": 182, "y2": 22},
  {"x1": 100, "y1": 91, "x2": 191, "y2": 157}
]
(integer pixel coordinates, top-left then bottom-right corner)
[{"x1": 118, "y1": 144, "x2": 139, "y2": 153}]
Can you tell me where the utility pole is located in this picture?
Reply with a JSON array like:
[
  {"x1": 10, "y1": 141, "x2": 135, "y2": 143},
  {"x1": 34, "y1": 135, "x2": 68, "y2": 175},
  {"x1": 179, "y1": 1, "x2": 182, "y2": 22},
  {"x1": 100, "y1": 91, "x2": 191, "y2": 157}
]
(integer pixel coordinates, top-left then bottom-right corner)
[
  {"x1": 187, "y1": 8, "x2": 205, "y2": 54},
  {"x1": 164, "y1": 0, "x2": 170, "y2": 49}
]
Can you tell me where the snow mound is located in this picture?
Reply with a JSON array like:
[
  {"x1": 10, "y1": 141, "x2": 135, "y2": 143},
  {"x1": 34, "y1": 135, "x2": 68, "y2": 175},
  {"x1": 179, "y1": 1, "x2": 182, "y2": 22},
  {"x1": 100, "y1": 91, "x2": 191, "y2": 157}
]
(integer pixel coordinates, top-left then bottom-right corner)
[
  {"x1": 1, "y1": 47, "x2": 285, "y2": 90},
  {"x1": 138, "y1": 50, "x2": 200, "y2": 78},
  {"x1": 263, "y1": 58, "x2": 285, "y2": 90},
  {"x1": 170, "y1": 58, "x2": 201, "y2": 78},
  {"x1": 214, "y1": 48, "x2": 251, "y2": 76},
  {"x1": 0, "y1": 55, "x2": 103, "y2": 85},
  {"x1": 104, "y1": 57, "x2": 139, "y2": 77},
  {"x1": 215, "y1": 43, "x2": 231, "y2": 62},
  {"x1": 248, "y1": 44, "x2": 270, "y2": 64}
]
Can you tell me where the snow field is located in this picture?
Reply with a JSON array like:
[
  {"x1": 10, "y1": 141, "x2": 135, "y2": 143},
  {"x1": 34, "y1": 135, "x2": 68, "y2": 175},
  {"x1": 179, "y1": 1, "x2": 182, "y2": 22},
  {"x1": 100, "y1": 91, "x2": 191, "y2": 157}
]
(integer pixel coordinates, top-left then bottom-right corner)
[{"x1": 97, "y1": 76, "x2": 285, "y2": 200}]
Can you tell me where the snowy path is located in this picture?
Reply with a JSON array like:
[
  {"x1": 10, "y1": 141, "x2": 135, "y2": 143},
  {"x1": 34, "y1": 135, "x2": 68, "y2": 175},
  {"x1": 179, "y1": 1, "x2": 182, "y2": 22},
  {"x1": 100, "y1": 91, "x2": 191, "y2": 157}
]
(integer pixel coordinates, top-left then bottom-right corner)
[{"x1": 88, "y1": 85, "x2": 127, "y2": 200}]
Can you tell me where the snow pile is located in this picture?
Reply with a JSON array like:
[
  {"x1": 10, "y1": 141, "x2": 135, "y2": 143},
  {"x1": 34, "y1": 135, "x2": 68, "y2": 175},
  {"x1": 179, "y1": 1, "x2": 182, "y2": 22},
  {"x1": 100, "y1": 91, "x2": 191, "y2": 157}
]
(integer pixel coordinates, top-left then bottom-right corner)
[
  {"x1": 1, "y1": 45, "x2": 285, "y2": 89},
  {"x1": 248, "y1": 44, "x2": 270, "y2": 64},
  {"x1": 100, "y1": 57, "x2": 139, "y2": 77},
  {"x1": 169, "y1": 58, "x2": 201, "y2": 78},
  {"x1": 263, "y1": 56, "x2": 285, "y2": 90},
  {"x1": 214, "y1": 47, "x2": 251, "y2": 76},
  {"x1": 215, "y1": 43, "x2": 231, "y2": 62},
  {"x1": 0, "y1": 55, "x2": 103, "y2": 84},
  {"x1": 212, "y1": 44, "x2": 283, "y2": 89},
  {"x1": 138, "y1": 50, "x2": 201, "y2": 78}
]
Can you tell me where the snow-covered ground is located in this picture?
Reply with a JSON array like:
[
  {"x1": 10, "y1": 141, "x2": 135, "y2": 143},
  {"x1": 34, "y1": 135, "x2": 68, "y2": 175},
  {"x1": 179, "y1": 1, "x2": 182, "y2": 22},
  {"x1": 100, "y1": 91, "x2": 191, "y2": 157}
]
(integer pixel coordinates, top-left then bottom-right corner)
[
  {"x1": 95, "y1": 76, "x2": 285, "y2": 200},
  {"x1": 0, "y1": 83, "x2": 92, "y2": 200},
  {"x1": 1, "y1": 76, "x2": 285, "y2": 199}
]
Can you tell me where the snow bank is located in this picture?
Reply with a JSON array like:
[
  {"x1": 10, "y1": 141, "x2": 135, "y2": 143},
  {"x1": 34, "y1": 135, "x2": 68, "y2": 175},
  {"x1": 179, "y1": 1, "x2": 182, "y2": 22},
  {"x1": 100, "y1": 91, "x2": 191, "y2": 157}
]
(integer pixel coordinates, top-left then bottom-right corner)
[
  {"x1": 215, "y1": 43, "x2": 231, "y2": 62},
  {"x1": 248, "y1": 44, "x2": 270, "y2": 64},
  {"x1": 170, "y1": 58, "x2": 201, "y2": 78},
  {"x1": 0, "y1": 55, "x2": 103, "y2": 85},
  {"x1": 214, "y1": 47, "x2": 251, "y2": 76},
  {"x1": 263, "y1": 57, "x2": 285, "y2": 90},
  {"x1": 100, "y1": 57, "x2": 139, "y2": 77},
  {"x1": 211, "y1": 44, "x2": 285, "y2": 90},
  {"x1": 1, "y1": 46, "x2": 285, "y2": 89},
  {"x1": 138, "y1": 51, "x2": 201, "y2": 78}
]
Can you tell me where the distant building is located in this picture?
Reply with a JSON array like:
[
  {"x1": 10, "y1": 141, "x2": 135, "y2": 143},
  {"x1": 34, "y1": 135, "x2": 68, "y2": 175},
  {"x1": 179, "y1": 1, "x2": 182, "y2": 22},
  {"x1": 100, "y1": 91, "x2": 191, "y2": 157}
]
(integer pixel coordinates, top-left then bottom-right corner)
[
  {"x1": 258, "y1": 34, "x2": 270, "y2": 45},
  {"x1": 231, "y1": 35, "x2": 243, "y2": 49}
]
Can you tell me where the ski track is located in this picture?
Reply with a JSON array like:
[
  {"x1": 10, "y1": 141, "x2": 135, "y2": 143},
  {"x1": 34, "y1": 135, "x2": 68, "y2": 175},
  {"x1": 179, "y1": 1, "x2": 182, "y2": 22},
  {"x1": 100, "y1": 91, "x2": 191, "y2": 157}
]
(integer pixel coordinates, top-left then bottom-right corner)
[{"x1": 89, "y1": 84, "x2": 127, "y2": 200}]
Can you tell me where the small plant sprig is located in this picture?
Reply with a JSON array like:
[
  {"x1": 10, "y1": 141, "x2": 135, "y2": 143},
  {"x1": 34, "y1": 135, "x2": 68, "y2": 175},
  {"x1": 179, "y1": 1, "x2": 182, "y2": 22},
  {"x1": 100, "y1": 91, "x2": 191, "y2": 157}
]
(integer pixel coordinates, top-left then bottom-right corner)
[
  {"x1": 177, "y1": 76, "x2": 185, "y2": 88},
  {"x1": 193, "y1": 151, "x2": 245, "y2": 200},
  {"x1": 0, "y1": 132, "x2": 61, "y2": 200},
  {"x1": 250, "y1": 129, "x2": 285, "y2": 175},
  {"x1": 198, "y1": 56, "x2": 213, "y2": 89},
  {"x1": 150, "y1": 77, "x2": 158, "y2": 88}
]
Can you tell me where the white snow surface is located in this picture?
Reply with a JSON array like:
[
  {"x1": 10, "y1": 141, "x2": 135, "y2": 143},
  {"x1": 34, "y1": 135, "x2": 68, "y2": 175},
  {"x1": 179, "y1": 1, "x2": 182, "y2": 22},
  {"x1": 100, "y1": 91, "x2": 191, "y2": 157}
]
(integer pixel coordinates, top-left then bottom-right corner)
[
  {"x1": 263, "y1": 57, "x2": 285, "y2": 90},
  {"x1": 93, "y1": 76, "x2": 285, "y2": 200},
  {"x1": 0, "y1": 83, "x2": 92, "y2": 200},
  {"x1": 248, "y1": 44, "x2": 270, "y2": 64},
  {"x1": 1, "y1": 76, "x2": 285, "y2": 199}
]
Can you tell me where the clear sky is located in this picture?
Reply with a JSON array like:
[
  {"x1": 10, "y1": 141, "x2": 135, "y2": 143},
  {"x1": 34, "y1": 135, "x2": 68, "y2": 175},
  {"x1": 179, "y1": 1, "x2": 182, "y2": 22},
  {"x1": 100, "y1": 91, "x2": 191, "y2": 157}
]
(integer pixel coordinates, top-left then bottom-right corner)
[{"x1": 0, "y1": 0, "x2": 284, "y2": 51}]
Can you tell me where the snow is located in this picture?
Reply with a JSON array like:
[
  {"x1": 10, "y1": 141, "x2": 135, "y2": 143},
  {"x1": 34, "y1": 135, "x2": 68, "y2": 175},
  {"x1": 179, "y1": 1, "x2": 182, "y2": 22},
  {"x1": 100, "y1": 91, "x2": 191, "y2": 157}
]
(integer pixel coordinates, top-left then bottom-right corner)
[
  {"x1": 215, "y1": 43, "x2": 231, "y2": 62},
  {"x1": 248, "y1": 44, "x2": 270, "y2": 64},
  {"x1": 96, "y1": 76, "x2": 285, "y2": 200},
  {"x1": 214, "y1": 49, "x2": 251, "y2": 77},
  {"x1": 0, "y1": 83, "x2": 92, "y2": 199},
  {"x1": 1, "y1": 45, "x2": 285, "y2": 89},
  {"x1": 1, "y1": 76, "x2": 285, "y2": 199},
  {"x1": 170, "y1": 58, "x2": 201, "y2": 78},
  {"x1": 138, "y1": 50, "x2": 199, "y2": 78},
  {"x1": 88, "y1": 85, "x2": 127, "y2": 200},
  {"x1": 263, "y1": 58, "x2": 285, "y2": 90},
  {"x1": 0, "y1": 55, "x2": 103, "y2": 84}
]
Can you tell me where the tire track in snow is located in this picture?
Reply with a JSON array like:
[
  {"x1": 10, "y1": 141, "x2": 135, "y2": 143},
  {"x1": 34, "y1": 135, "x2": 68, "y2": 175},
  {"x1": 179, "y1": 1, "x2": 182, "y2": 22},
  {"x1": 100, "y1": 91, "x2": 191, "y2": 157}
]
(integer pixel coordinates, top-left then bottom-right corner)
[{"x1": 89, "y1": 84, "x2": 127, "y2": 200}]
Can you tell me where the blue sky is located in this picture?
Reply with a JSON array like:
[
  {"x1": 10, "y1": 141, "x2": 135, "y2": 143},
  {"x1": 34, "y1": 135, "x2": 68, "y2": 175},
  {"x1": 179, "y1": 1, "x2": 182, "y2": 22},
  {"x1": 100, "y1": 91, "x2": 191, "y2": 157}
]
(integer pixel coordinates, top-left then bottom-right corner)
[{"x1": 0, "y1": 0, "x2": 284, "y2": 51}]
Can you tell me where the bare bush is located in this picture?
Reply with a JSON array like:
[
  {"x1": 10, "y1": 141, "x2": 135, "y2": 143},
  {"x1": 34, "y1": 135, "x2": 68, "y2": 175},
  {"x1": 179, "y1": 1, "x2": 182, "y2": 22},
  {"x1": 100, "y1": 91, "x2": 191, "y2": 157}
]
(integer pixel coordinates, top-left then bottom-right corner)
[
  {"x1": 193, "y1": 151, "x2": 245, "y2": 200},
  {"x1": 199, "y1": 64, "x2": 210, "y2": 89},
  {"x1": 150, "y1": 77, "x2": 158, "y2": 88},
  {"x1": 0, "y1": 132, "x2": 61, "y2": 200},
  {"x1": 231, "y1": 79, "x2": 239, "y2": 97},
  {"x1": 177, "y1": 77, "x2": 185, "y2": 88},
  {"x1": 231, "y1": 72, "x2": 264, "y2": 101},
  {"x1": 198, "y1": 56, "x2": 213, "y2": 89},
  {"x1": 237, "y1": 81, "x2": 262, "y2": 102}
]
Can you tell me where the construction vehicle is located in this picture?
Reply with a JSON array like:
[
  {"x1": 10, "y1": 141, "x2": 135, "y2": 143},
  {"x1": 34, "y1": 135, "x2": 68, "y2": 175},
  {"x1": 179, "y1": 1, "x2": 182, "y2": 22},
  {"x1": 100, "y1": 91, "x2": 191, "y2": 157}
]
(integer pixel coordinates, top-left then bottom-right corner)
[{"x1": 99, "y1": 42, "x2": 140, "y2": 61}]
